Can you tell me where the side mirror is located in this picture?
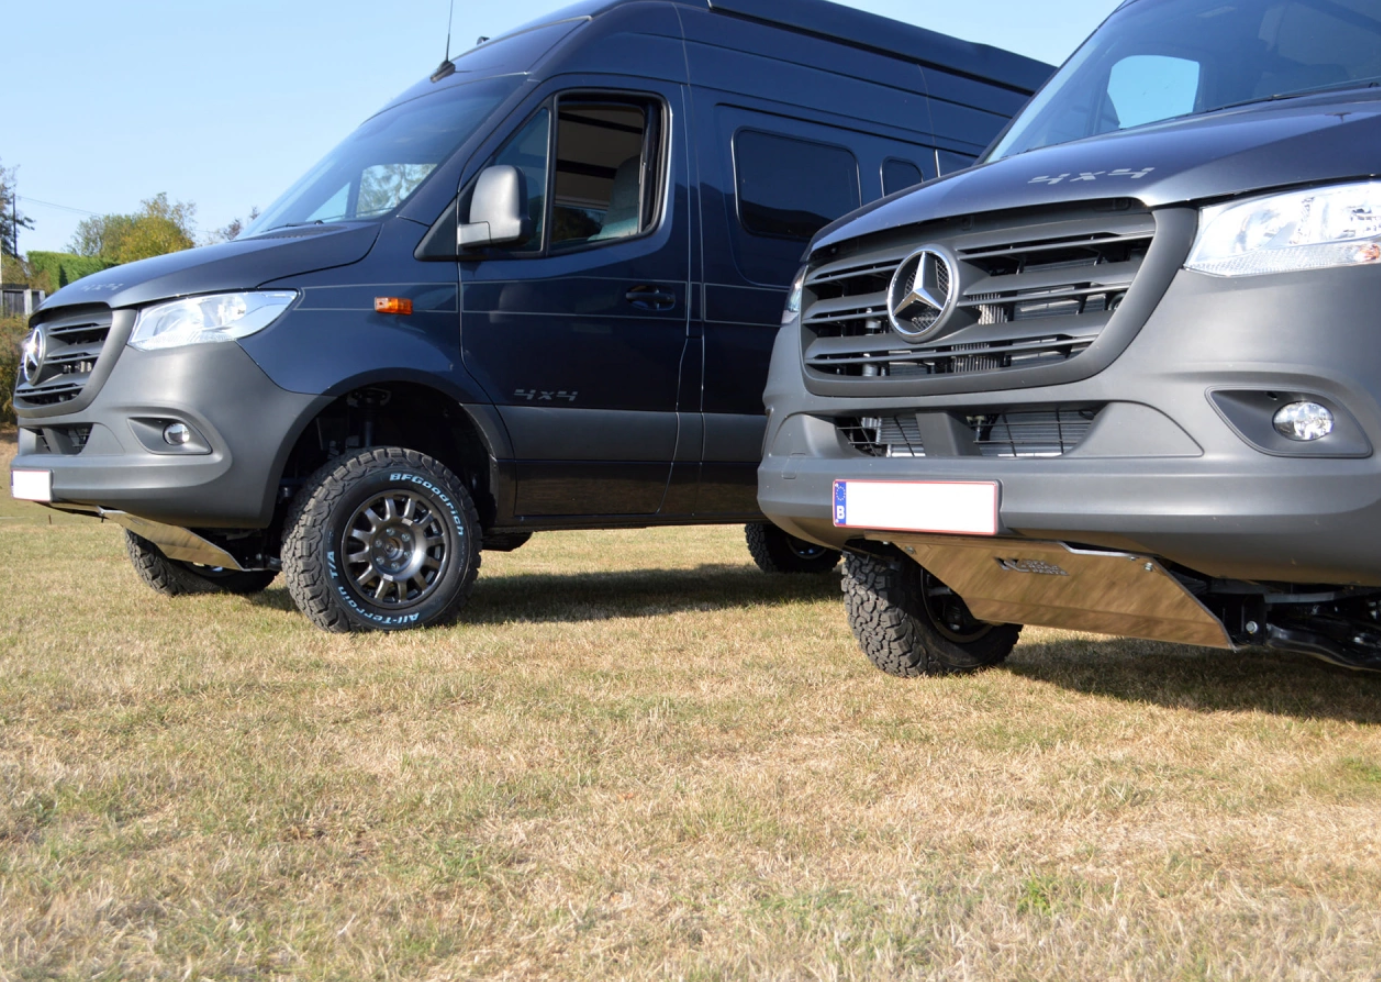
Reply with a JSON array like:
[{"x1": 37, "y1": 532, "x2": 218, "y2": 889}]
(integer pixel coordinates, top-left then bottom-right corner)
[{"x1": 459, "y1": 165, "x2": 532, "y2": 248}]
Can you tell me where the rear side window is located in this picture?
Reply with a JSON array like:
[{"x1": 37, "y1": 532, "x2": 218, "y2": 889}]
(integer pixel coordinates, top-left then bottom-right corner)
[
  {"x1": 734, "y1": 130, "x2": 860, "y2": 241},
  {"x1": 882, "y1": 158, "x2": 925, "y2": 196}
]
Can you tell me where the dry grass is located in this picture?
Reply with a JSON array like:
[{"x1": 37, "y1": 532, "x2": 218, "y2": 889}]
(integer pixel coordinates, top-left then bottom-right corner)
[{"x1": 3, "y1": 429, "x2": 1381, "y2": 980}]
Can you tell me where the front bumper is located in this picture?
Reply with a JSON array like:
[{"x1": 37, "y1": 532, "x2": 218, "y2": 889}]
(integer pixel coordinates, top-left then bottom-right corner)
[
  {"x1": 11, "y1": 341, "x2": 329, "y2": 528},
  {"x1": 760, "y1": 264, "x2": 1381, "y2": 588}
]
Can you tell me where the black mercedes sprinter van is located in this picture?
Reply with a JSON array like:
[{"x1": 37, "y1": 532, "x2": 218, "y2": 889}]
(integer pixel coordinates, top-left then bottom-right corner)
[
  {"x1": 9, "y1": 0, "x2": 1048, "y2": 632},
  {"x1": 760, "y1": 0, "x2": 1381, "y2": 674}
]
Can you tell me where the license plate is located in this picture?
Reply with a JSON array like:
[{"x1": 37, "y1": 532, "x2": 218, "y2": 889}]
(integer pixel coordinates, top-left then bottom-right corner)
[
  {"x1": 11, "y1": 469, "x2": 53, "y2": 502},
  {"x1": 833, "y1": 479, "x2": 998, "y2": 536}
]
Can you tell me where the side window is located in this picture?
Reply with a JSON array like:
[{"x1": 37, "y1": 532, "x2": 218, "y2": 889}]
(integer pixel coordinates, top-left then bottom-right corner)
[
  {"x1": 937, "y1": 150, "x2": 977, "y2": 177},
  {"x1": 550, "y1": 99, "x2": 662, "y2": 251},
  {"x1": 882, "y1": 158, "x2": 925, "y2": 196},
  {"x1": 490, "y1": 108, "x2": 550, "y2": 253},
  {"x1": 1106, "y1": 55, "x2": 1202, "y2": 129},
  {"x1": 734, "y1": 130, "x2": 860, "y2": 241}
]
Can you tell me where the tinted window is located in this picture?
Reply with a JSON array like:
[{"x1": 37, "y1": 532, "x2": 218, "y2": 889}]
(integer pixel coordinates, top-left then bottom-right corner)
[
  {"x1": 247, "y1": 76, "x2": 520, "y2": 235},
  {"x1": 490, "y1": 108, "x2": 550, "y2": 252},
  {"x1": 882, "y1": 158, "x2": 925, "y2": 195},
  {"x1": 1107, "y1": 55, "x2": 1202, "y2": 129},
  {"x1": 734, "y1": 131, "x2": 860, "y2": 241},
  {"x1": 990, "y1": 0, "x2": 1381, "y2": 161}
]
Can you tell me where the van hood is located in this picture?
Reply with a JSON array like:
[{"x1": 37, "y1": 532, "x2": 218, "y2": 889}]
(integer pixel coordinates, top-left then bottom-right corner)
[
  {"x1": 814, "y1": 90, "x2": 1381, "y2": 253},
  {"x1": 39, "y1": 222, "x2": 383, "y2": 312}
]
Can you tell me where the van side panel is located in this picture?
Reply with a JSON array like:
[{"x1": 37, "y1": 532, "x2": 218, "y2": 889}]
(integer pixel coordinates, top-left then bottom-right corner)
[{"x1": 678, "y1": 6, "x2": 945, "y2": 516}]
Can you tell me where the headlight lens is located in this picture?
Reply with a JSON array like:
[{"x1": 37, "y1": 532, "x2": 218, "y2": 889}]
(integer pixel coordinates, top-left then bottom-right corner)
[
  {"x1": 782, "y1": 266, "x2": 808, "y2": 325},
  {"x1": 1187, "y1": 182, "x2": 1381, "y2": 277},
  {"x1": 129, "y1": 291, "x2": 297, "y2": 351}
]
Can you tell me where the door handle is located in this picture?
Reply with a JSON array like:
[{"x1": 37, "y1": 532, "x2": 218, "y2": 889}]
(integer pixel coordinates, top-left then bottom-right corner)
[{"x1": 626, "y1": 285, "x2": 677, "y2": 311}]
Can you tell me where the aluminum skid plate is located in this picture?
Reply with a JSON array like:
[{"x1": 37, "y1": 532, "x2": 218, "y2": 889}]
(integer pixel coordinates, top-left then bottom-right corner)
[{"x1": 873, "y1": 534, "x2": 1234, "y2": 650}]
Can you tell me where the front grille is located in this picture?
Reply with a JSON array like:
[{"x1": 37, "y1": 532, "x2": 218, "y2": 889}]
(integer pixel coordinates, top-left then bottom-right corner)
[
  {"x1": 803, "y1": 202, "x2": 1155, "y2": 384},
  {"x1": 13, "y1": 307, "x2": 114, "y2": 410},
  {"x1": 839, "y1": 405, "x2": 1102, "y2": 459}
]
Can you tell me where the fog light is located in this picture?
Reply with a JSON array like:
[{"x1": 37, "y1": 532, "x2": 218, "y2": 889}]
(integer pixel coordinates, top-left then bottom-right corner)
[
  {"x1": 163, "y1": 422, "x2": 192, "y2": 446},
  {"x1": 1273, "y1": 402, "x2": 1334, "y2": 442}
]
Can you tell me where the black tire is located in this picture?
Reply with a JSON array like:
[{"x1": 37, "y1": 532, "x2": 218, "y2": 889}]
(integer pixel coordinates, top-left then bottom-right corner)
[
  {"x1": 282, "y1": 447, "x2": 481, "y2": 633},
  {"x1": 745, "y1": 522, "x2": 842, "y2": 574},
  {"x1": 124, "y1": 531, "x2": 278, "y2": 597},
  {"x1": 842, "y1": 551, "x2": 1021, "y2": 677}
]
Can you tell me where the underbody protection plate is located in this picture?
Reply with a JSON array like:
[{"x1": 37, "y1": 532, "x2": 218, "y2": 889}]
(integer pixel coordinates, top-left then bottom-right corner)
[{"x1": 874, "y1": 533, "x2": 1234, "y2": 649}]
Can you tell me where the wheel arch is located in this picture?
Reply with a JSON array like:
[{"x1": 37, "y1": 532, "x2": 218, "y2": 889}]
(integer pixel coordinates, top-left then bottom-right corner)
[{"x1": 274, "y1": 376, "x2": 509, "y2": 530}]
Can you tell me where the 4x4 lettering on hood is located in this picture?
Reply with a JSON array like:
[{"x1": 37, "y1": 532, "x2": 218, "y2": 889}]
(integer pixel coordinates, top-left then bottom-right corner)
[{"x1": 1029, "y1": 167, "x2": 1156, "y2": 186}]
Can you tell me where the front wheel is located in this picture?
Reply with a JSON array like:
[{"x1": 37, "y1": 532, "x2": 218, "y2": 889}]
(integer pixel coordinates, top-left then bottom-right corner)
[
  {"x1": 125, "y1": 531, "x2": 277, "y2": 596},
  {"x1": 282, "y1": 448, "x2": 481, "y2": 633},
  {"x1": 842, "y1": 552, "x2": 1020, "y2": 677},
  {"x1": 745, "y1": 522, "x2": 842, "y2": 574}
]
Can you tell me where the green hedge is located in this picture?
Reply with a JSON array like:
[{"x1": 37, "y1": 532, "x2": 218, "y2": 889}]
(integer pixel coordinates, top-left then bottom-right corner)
[
  {"x1": 1, "y1": 315, "x2": 25, "y2": 424},
  {"x1": 27, "y1": 251, "x2": 115, "y2": 289}
]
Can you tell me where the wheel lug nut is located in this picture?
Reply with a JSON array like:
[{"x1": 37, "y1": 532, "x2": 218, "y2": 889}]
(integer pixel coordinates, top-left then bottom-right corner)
[{"x1": 374, "y1": 539, "x2": 383, "y2": 548}]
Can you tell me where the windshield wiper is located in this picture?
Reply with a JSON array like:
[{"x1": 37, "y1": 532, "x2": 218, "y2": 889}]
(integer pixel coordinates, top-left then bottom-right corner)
[
  {"x1": 260, "y1": 220, "x2": 328, "y2": 233},
  {"x1": 1210, "y1": 77, "x2": 1381, "y2": 115}
]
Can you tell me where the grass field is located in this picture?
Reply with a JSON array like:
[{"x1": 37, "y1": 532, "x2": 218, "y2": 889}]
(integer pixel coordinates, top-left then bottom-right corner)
[{"x1": 3, "y1": 430, "x2": 1381, "y2": 980}]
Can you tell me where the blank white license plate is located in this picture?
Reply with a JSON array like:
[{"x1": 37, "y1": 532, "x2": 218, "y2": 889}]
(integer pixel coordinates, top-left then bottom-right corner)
[
  {"x1": 833, "y1": 479, "x2": 998, "y2": 536},
  {"x1": 11, "y1": 469, "x2": 53, "y2": 502}
]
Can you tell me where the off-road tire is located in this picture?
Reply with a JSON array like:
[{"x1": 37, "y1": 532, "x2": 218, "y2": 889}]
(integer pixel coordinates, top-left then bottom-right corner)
[
  {"x1": 842, "y1": 551, "x2": 1021, "y2": 677},
  {"x1": 745, "y1": 522, "x2": 842, "y2": 574},
  {"x1": 282, "y1": 448, "x2": 481, "y2": 633},
  {"x1": 124, "y1": 531, "x2": 278, "y2": 596}
]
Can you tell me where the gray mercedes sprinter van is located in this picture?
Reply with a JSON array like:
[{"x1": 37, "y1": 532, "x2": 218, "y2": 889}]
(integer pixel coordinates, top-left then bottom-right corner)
[
  {"x1": 760, "y1": 0, "x2": 1381, "y2": 673},
  {"x1": 9, "y1": 0, "x2": 1048, "y2": 632}
]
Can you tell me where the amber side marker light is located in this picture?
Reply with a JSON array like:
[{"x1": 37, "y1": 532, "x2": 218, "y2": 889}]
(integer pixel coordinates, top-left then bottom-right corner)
[{"x1": 374, "y1": 297, "x2": 413, "y2": 315}]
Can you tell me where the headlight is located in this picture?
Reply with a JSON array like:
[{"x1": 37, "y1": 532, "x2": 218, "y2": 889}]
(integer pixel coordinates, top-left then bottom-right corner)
[
  {"x1": 782, "y1": 266, "x2": 808, "y2": 325},
  {"x1": 1186, "y1": 182, "x2": 1381, "y2": 277},
  {"x1": 129, "y1": 291, "x2": 297, "y2": 351}
]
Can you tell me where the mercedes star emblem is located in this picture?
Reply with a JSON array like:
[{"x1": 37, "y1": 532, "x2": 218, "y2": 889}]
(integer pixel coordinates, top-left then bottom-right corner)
[
  {"x1": 19, "y1": 326, "x2": 46, "y2": 386},
  {"x1": 888, "y1": 247, "x2": 958, "y2": 340}
]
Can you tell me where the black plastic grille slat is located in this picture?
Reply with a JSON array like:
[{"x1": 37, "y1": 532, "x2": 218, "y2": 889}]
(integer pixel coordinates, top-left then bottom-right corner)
[
  {"x1": 802, "y1": 205, "x2": 1153, "y2": 383},
  {"x1": 838, "y1": 405, "x2": 1102, "y2": 459},
  {"x1": 12, "y1": 309, "x2": 114, "y2": 410},
  {"x1": 25, "y1": 425, "x2": 93, "y2": 455}
]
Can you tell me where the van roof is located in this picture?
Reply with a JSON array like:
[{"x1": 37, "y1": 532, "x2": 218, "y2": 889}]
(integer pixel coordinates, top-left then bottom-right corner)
[{"x1": 488, "y1": 0, "x2": 1052, "y2": 95}]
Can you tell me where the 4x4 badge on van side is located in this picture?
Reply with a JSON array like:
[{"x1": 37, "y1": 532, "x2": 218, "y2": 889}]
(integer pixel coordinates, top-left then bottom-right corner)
[
  {"x1": 888, "y1": 247, "x2": 959, "y2": 341},
  {"x1": 514, "y1": 389, "x2": 579, "y2": 403}
]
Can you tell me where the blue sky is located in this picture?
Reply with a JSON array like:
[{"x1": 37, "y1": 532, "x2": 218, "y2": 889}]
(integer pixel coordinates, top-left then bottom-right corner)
[{"x1": 7, "y1": 0, "x2": 1120, "y2": 254}]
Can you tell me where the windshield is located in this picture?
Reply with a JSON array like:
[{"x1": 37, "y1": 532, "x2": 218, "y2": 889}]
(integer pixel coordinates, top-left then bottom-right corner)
[
  {"x1": 988, "y1": 0, "x2": 1381, "y2": 161},
  {"x1": 246, "y1": 76, "x2": 522, "y2": 235}
]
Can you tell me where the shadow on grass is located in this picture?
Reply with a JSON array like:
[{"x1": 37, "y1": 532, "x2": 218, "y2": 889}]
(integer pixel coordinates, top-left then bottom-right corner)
[
  {"x1": 466, "y1": 564, "x2": 840, "y2": 623},
  {"x1": 247, "y1": 564, "x2": 842, "y2": 623},
  {"x1": 1008, "y1": 636, "x2": 1381, "y2": 724}
]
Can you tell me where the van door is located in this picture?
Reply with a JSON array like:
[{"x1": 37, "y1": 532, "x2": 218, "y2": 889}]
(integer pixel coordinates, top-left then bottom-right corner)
[
  {"x1": 459, "y1": 83, "x2": 692, "y2": 519},
  {"x1": 693, "y1": 110, "x2": 869, "y2": 517}
]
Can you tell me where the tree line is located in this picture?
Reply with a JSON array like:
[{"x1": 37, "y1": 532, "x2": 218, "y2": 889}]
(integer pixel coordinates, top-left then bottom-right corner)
[{"x1": 2, "y1": 155, "x2": 258, "y2": 293}]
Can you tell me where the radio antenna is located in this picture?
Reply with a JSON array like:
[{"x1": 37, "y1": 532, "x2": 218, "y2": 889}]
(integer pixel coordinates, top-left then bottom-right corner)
[{"x1": 431, "y1": 0, "x2": 458, "y2": 82}]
